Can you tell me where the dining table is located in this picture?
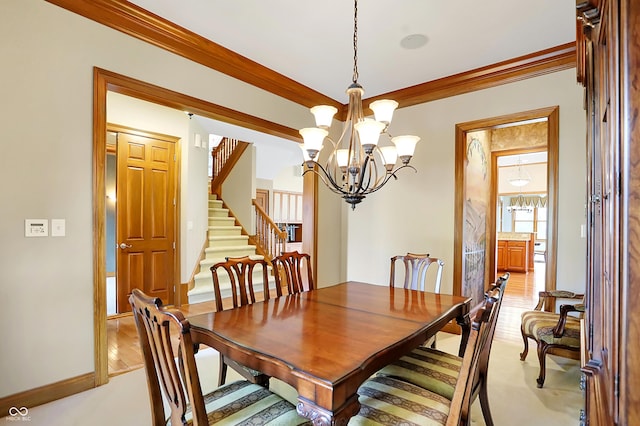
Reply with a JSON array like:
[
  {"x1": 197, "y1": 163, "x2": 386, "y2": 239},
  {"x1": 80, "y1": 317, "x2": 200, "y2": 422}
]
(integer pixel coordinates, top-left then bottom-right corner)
[{"x1": 188, "y1": 281, "x2": 472, "y2": 425}]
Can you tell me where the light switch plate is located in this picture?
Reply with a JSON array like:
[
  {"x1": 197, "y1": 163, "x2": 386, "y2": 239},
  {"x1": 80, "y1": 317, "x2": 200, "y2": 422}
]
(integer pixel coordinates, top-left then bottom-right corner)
[
  {"x1": 25, "y1": 219, "x2": 48, "y2": 237},
  {"x1": 51, "y1": 219, "x2": 66, "y2": 237}
]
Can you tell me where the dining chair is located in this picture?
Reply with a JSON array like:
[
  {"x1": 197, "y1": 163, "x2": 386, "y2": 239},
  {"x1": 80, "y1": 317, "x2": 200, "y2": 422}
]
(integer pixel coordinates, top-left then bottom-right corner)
[
  {"x1": 390, "y1": 252, "x2": 445, "y2": 348},
  {"x1": 128, "y1": 289, "x2": 309, "y2": 426},
  {"x1": 351, "y1": 291, "x2": 498, "y2": 426},
  {"x1": 272, "y1": 250, "x2": 314, "y2": 294},
  {"x1": 211, "y1": 255, "x2": 279, "y2": 387},
  {"x1": 375, "y1": 272, "x2": 509, "y2": 426},
  {"x1": 389, "y1": 252, "x2": 444, "y2": 292},
  {"x1": 520, "y1": 289, "x2": 584, "y2": 387}
]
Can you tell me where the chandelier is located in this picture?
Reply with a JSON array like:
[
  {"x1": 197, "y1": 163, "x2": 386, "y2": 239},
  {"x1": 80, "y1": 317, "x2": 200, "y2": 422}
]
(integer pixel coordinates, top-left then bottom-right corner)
[
  {"x1": 508, "y1": 157, "x2": 531, "y2": 187},
  {"x1": 299, "y1": 0, "x2": 419, "y2": 210}
]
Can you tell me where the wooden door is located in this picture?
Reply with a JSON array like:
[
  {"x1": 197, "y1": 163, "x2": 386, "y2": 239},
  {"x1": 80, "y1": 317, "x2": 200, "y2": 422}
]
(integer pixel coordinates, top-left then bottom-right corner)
[
  {"x1": 116, "y1": 131, "x2": 177, "y2": 313},
  {"x1": 256, "y1": 188, "x2": 269, "y2": 215}
]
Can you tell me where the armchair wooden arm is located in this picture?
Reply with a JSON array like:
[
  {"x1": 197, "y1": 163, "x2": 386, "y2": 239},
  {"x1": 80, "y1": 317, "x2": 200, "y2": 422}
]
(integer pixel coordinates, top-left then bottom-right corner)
[{"x1": 553, "y1": 303, "x2": 585, "y2": 337}]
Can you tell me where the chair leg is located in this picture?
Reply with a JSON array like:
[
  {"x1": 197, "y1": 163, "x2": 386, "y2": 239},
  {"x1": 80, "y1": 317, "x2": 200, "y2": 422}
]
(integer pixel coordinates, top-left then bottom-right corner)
[
  {"x1": 479, "y1": 377, "x2": 494, "y2": 426},
  {"x1": 218, "y1": 355, "x2": 228, "y2": 387},
  {"x1": 520, "y1": 325, "x2": 529, "y2": 361},
  {"x1": 536, "y1": 342, "x2": 548, "y2": 388}
]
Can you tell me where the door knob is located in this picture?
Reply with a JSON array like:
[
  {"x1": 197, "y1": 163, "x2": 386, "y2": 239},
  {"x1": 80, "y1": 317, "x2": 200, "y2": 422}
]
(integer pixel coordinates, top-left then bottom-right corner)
[{"x1": 119, "y1": 243, "x2": 132, "y2": 249}]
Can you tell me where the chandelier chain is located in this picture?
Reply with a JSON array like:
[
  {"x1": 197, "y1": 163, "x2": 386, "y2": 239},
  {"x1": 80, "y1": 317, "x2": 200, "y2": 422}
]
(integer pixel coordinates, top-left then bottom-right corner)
[{"x1": 352, "y1": 0, "x2": 359, "y2": 84}]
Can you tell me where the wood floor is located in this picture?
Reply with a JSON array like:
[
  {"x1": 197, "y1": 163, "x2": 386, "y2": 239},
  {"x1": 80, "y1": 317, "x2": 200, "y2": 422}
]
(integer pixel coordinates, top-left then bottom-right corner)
[{"x1": 106, "y1": 265, "x2": 545, "y2": 377}]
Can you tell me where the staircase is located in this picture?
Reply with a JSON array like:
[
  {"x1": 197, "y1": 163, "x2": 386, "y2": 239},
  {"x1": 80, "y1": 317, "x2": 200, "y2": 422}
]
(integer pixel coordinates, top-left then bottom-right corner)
[{"x1": 188, "y1": 194, "x2": 267, "y2": 304}]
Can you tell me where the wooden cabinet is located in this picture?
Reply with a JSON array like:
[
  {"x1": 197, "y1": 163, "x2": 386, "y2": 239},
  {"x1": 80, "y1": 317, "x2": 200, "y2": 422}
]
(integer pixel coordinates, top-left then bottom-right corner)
[
  {"x1": 497, "y1": 239, "x2": 528, "y2": 272},
  {"x1": 576, "y1": 1, "x2": 640, "y2": 424}
]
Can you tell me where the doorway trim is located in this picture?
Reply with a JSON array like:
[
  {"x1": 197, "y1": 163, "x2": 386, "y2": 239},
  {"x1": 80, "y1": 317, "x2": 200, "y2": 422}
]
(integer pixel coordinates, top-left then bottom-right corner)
[
  {"x1": 453, "y1": 106, "x2": 559, "y2": 298},
  {"x1": 92, "y1": 67, "x2": 317, "y2": 385}
]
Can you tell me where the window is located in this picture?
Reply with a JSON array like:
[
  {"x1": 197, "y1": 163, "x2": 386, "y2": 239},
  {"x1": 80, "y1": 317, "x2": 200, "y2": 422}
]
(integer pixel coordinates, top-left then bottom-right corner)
[{"x1": 512, "y1": 206, "x2": 547, "y2": 241}]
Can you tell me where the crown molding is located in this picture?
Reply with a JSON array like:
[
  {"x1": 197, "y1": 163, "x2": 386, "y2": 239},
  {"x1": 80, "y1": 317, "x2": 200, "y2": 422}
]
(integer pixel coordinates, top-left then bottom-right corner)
[{"x1": 46, "y1": 0, "x2": 576, "y2": 118}]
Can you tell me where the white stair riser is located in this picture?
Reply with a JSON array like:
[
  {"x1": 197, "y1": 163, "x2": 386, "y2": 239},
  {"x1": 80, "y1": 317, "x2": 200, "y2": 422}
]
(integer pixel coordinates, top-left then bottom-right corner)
[
  {"x1": 209, "y1": 217, "x2": 235, "y2": 226},
  {"x1": 209, "y1": 226, "x2": 242, "y2": 236},
  {"x1": 205, "y1": 246, "x2": 257, "y2": 258},
  {"x1": 209, "y1": 200, "x2": 223, "y2": 208},
  {"x1": 209, "y1": 208, "x2": 230, "y2": 218},
  {"x1": 209, "y1": 236, "x2": 249, "y2": 247}
]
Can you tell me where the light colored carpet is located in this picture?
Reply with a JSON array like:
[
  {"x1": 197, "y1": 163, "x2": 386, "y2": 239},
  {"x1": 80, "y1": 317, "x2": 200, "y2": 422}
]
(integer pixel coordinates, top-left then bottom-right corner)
[{"x1": 5, "y1": 333, "x2": 582, "y2": 425}]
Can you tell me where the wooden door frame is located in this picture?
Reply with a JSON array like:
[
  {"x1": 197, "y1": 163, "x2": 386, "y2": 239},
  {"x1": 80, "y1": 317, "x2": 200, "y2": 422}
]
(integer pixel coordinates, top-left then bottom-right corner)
[
  {"x1": 93, "y1": 67, "x2": 316, "y2": 385},
  {"x1": 453, "y1": 106, "x2": 559, "y2": 298}
]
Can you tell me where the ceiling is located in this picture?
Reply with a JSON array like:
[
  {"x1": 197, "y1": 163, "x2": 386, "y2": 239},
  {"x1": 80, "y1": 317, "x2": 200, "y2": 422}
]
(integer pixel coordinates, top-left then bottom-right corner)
[
  {"x1": 128, "y1": 0, "x2": 576, "y2": 101},
  {"x1": 124, "y1": 0, "x2": 576, "y2": 178}
]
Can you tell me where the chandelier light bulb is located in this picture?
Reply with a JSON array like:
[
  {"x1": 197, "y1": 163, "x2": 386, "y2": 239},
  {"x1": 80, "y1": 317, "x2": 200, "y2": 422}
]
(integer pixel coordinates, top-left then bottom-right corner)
[
  {"x1": 391, "y1": 135, "x2": 420, "y2": 164},
  {"x1": 379, "y1": 146, "x2": 398, "y2": 170},
  {"x1": 310, "y1": 105, "x2": 338, "y2": 128},
  {"x1": 369, "y1": 99, "x2": 398, "y2": 125},
  {"x1": 299, "y1": 127, "x2": 328, "y2": 160},
  {"x1": 354, "y1": 119, "x2": 385, "y2": 153}
]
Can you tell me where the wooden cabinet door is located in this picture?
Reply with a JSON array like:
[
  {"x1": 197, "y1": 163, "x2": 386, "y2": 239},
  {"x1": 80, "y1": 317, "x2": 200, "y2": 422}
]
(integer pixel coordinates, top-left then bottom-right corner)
[
  {"x1": 497, "y1": 241, "x2": 506, "y2": 270},
  {"x1": 506, "y1": 241, "x2": 527, "y2": 272}
]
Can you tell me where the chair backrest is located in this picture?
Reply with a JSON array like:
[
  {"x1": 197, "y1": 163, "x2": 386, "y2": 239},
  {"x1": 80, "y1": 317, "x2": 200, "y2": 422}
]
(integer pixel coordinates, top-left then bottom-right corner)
[
  {"x1": 272, "y1": 250, "x2": 314, "y2": 294},
  {"x1": 470, "y1": 272, "x2": 509, "y2": 412},
  {"x1": 210, "y1": 256, "x2": 277, "y2": 312},
  {"x1": 389, "y1": 252, "x2": 444, "y2": 292},
  {"x1": 129, "y1": 288, "x2": 208, "y2": 426},
  {"x1": 446, "y1": 290, "x2": 500, "y2": 426}
]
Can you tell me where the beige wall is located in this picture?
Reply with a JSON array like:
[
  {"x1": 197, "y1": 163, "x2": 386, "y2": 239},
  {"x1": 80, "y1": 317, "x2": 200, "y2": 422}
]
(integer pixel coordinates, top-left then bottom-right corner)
[
  {"x1": 346, "y1": 69, "x2": 586, "y2": 296},
  {"x1": 222, "y1": 146, "x2": 256, "y2": 233},
  {"x1": 0, "y1": 1, "x2": 321, "y2": 397}
]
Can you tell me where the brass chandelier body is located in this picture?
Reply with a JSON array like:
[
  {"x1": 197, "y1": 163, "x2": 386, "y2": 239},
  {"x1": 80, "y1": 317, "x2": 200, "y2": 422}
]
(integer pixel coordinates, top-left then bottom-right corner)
[{"x1": 299, "y1": 0, "x2": 419, "y2": 209}]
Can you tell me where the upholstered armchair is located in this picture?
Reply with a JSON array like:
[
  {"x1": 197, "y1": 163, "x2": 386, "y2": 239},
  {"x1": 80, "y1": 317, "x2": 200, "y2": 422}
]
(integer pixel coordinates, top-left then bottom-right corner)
[{"x1": 520, "y1": 290, "x2": 584, "y2": 388}]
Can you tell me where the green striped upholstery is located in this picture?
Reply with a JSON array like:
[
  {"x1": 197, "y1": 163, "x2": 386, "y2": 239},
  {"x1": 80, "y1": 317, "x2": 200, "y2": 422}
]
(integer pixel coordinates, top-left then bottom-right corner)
[
  {"x1": 521, "y1": 310, "x2": 580, "y2": 347},
  {"x1": 376, "y1": 347, "x2": 462, "y2": 400},
  {"x1": 349, "y1": 376, "x2": 451, "y2": 426},
  {"x1": 174, "y1": 380, "x2": 310, "y2": 425}
]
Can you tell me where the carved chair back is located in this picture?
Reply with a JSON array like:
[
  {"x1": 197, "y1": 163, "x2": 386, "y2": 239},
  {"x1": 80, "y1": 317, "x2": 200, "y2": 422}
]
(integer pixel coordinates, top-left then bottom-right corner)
[
  {"x1": 272, "y1": 250, "x2": 314, "y2": 294},
  {"x1": 390, "y1": 252, "x2": 444, "y2": 292}
]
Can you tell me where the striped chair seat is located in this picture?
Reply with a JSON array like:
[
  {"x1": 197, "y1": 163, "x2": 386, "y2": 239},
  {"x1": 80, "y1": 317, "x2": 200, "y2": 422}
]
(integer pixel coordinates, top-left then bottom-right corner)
[
  {"x1": 349, "y1": 376, "x2": 451, "y2": 426},
  {"x1": 520, "y1": 310, "x2": 580, "y2": 347},
  {"x1": 173, "y1": 380, "x2": 310, "y2": 425},
  {"x1": 376, "y1": 347, "x2": 462, "y2": 400}
]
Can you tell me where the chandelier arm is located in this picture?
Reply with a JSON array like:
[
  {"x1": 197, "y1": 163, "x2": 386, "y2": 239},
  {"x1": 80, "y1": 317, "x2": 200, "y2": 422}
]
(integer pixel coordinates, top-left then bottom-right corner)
[
  {"x1": 364, "y1": 164, "x2": 418, "y2": 195},
  {"x1": 302, "y1": 166, "x2": 348, "y2": 197},
  {"x1": 357, "y1": 155, "x2": 376, "y2": 194}
]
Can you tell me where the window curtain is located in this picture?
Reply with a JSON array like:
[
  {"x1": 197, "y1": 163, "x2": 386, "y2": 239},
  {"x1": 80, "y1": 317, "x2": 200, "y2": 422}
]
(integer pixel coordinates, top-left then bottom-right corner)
[{"x1": 508, "y1": 195, "x2": 547, "y2": 208}]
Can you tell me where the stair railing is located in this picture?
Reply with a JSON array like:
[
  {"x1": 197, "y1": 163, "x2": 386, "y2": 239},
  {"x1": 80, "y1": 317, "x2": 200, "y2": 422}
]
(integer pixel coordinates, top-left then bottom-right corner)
[
  {"x1": 252, "y1": 199, "x2": 287, "y2": 262},
  {"x1": 210, "y1": 138, "x2": 250, "y2": 196}
]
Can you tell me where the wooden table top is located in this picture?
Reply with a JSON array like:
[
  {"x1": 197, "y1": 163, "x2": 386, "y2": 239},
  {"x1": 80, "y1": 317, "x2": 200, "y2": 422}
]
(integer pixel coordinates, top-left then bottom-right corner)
[{"x1": 188, "y1": 281, "x2": 471, "y2": 425}]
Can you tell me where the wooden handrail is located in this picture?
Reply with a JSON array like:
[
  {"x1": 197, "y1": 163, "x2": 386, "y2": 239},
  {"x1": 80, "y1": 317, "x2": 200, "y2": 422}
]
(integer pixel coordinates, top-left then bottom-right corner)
[
  {"x1": 252, "y1": 199, "x2": 287, "y2": 263},
  {"x1": 210, "y1": 138, "x2": 250, "y2": 196}
]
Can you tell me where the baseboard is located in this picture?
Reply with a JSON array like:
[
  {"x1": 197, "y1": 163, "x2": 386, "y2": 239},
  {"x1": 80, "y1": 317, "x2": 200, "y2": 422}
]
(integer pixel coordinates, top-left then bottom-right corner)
[{"x1": 0, "y1": 372, "x2": 95, "y2": 416}]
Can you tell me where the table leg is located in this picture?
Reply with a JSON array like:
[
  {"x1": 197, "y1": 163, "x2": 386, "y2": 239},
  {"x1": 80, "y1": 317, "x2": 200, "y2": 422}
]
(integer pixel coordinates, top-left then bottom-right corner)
[{"x1": 296, "y1": 394, "x2": 360, "y2": 426}]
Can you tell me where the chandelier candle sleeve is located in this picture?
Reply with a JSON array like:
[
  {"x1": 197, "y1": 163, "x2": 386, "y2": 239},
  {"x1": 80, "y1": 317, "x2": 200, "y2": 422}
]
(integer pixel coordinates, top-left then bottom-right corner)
[{"x1": 298, "y1": 0, "x2": 420, "y2": 209}]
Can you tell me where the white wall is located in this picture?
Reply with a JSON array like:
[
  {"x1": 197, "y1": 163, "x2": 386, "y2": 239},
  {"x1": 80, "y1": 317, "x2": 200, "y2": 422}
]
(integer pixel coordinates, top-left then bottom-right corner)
[
  {"x1": 346, "y1": 69, "x2": 587, "y2": 296},
  {"x1": 0, "y1": 1, "x2": 318, "y2": 397},
  {"x1": 221, "y1": 146, "x2": 256, "y2": 233}
]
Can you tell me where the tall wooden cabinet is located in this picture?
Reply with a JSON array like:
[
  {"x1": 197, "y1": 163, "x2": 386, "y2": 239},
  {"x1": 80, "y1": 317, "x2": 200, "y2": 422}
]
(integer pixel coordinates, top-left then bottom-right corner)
[{"x1": 576, "y1": 1, "x2": 640, "y2": 424}]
